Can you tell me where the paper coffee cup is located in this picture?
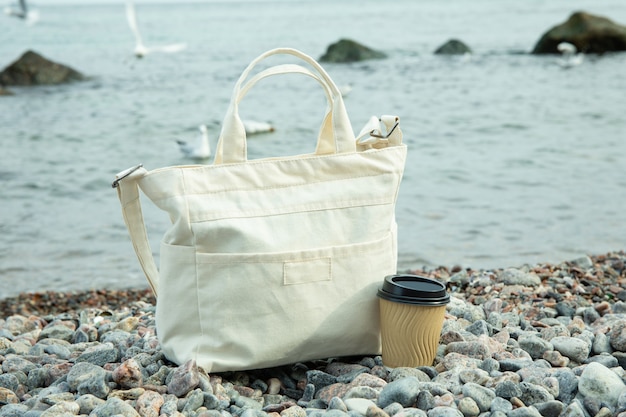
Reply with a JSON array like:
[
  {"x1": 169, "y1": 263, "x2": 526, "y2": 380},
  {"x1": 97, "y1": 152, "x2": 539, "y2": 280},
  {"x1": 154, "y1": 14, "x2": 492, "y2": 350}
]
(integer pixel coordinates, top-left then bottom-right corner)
[{"x1": 377, "y1": 275, "x2": 450, "y2": 368}]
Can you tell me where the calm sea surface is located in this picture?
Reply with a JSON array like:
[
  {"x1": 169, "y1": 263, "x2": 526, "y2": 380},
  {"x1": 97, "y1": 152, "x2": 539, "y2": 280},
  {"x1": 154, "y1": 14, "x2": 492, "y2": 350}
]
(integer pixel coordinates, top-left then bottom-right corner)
[{"x1": 1, "y1": 0, "x2": 625, "y2": 298}]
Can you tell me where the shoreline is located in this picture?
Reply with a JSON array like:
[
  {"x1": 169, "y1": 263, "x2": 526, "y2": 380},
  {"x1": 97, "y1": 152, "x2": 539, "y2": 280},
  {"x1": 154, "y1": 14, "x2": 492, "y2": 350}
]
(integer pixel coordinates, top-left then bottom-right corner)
[
  {"x1": 2, "y1": 250, "x2": 624, "y2": 318},
  {"x1": 1, "y1": 250, "x2": 625, "y2": 416}
]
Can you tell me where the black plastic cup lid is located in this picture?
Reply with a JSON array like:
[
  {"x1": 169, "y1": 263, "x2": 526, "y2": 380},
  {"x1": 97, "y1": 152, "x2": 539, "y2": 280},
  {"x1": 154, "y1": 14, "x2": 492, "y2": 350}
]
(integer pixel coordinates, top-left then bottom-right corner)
[{"x1": 377, "y1": 275, "x2": 450, "y2": 306}]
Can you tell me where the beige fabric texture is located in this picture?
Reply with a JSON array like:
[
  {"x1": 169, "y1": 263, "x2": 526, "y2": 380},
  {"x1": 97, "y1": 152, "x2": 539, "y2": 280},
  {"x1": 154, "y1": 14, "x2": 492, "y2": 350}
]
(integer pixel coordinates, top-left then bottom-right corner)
[{"x1": 115, "y1": 48, "x2": 407, "y2": 372}]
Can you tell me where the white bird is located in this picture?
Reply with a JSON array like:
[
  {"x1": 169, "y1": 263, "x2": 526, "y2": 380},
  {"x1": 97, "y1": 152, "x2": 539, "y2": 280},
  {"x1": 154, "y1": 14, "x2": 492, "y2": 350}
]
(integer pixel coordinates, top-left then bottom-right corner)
[
  {"x1": 557, "y1": 42, "x2": 584, "y2": 68},
  {"x1": 339, "y1": 84, "x2": 352, "y2": 97},
  {"x1": 176, "y1": 124, "x2": 211, "y2": 160},
  {"x1": 5, "y1": 0, "x2": 38, "y2": 24},
  {"x1": 4, "y1": 0, "x2": 26, "y2": 18},
  {"x1": 125, "y1": 1, "x2": 187, "y2": 58},
  {"x1": 243, "y1": 120, "x2": 275, "y2": 135}
]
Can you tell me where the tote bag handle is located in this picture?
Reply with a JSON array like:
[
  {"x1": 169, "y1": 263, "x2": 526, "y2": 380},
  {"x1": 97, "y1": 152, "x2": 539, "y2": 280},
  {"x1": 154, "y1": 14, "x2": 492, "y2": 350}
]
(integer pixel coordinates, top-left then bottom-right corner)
[{"x1": 214, "y1": 48, "x2": 356, "y2": 164}]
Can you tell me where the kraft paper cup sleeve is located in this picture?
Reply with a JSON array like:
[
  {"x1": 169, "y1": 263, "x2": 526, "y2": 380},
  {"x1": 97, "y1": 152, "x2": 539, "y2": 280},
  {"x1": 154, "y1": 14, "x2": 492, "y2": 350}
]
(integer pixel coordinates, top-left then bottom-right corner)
[{"x1": 377, "y1": 275, "x2": 450, "y2": 368}]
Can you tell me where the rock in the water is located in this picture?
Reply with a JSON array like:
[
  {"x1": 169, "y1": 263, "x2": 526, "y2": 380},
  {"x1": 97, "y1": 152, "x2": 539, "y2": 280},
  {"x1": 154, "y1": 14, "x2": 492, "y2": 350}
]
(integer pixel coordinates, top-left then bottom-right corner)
[
  {"x1": 319, "y1": 39, "x2": 386, "y2": 63},
  {"x1": 434, "y1": 39, "x2": 472, "y2": 55},
  {"x1": 532, "y1": 11, "x2": 626, "y2": 54},
  {"x1": 0, "y1": 50, "x2": 84, "y2": 86}
]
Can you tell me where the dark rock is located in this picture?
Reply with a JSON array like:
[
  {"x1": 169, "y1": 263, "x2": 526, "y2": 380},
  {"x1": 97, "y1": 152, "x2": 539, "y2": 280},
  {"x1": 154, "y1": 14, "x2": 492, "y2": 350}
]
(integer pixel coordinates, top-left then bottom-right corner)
[
  {"x1": 319, "y1": 39, "x2": 386, "y2": 63},
  {"x1": 533, "y1": 400, "x2": 564, "y2": 417},
  {"x1": 415, "y1": 390, "x2": 435, "y2": 411},
  {"x1": 532, "y1": 11, "x2": 626, "y2": 54},
  {"x1": 553, "y1": 368, "x2": 578, "y2": 403},
  {"x1": 0, "y1": 50, "x2": 84, "y2": 86},
  {"x1": 434, "y1": 39, "x2": 472, "y2": 55},
  {"x1": 495, "y1": 380, "x2": 522, "y2": 399},
  {"x1": 306, "y1": 370, "x2": 338, "y2": 392}
]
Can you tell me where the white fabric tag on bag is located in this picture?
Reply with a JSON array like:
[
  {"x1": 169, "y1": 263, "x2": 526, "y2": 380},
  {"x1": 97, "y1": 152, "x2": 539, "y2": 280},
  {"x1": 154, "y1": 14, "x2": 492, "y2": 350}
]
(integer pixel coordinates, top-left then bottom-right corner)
[{"x1": 283, "y1": 257, "x2": 332, "y2": 285}]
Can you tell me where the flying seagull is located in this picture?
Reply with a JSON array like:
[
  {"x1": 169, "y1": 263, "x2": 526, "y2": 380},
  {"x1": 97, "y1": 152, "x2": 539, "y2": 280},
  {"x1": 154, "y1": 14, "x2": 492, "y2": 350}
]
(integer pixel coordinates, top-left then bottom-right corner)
[{"x1": 125, "y1": 1, "x2": 187, "y2": 58}]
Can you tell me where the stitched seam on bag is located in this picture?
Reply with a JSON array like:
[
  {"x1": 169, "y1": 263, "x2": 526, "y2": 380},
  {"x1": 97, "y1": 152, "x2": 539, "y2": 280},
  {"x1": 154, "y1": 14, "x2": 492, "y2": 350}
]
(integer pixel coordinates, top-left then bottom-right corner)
[
  {"x1": 141, "y1": 148, "x2": 407, "y2": 198},
  {"x1": 194, "y1": 232, "x2": 392, "y2": 263},
  {"x1": 175, "y1": 171, "x2": 400, "y2": 197},
  {"x1": 182, "y1": 168, "x2": 207, "y2": 358},
  {"x1": 190, "y1": 198, "x2": 393, "y2": 222},
  {"x1": 146, "y1": 145, "x2": 405, "y2": 175}
]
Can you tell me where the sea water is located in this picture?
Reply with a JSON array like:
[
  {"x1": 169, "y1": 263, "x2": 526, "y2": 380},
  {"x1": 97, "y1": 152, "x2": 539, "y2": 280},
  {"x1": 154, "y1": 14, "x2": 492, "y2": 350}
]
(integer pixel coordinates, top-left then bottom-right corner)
[{"x1": 1, "y1": 0, "x2": 625, "y2": 298}]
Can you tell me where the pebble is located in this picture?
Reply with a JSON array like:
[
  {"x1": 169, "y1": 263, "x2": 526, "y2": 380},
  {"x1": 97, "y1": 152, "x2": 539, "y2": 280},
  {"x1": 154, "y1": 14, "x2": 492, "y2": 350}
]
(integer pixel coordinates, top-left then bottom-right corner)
[{"x1": 1, "y1": 251, "x2": 626, "y2": 416}]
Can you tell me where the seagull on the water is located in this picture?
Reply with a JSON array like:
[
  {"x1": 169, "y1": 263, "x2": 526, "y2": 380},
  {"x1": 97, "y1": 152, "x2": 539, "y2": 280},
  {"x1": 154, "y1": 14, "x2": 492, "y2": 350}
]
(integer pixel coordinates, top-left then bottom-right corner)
[
  {"x1": 557, "y1": 42, "x2": 584, "y2": 68},
  {"x1": 243, "y1": 120, "x2": 275, "y2": 135},
  {"x1": 176, "y1": 124, "x2": 211, "y2": 160},
  {"x1": 125, "y1": 1, "x2": 187, "y2": 58}
]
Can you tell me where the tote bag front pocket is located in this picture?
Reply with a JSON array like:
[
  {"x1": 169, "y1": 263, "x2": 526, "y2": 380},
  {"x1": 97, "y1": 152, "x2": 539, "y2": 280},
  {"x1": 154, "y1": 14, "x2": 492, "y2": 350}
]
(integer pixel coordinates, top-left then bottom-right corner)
[{"x1": 156, "y1": 232, "x2": 394, "y2": 372}]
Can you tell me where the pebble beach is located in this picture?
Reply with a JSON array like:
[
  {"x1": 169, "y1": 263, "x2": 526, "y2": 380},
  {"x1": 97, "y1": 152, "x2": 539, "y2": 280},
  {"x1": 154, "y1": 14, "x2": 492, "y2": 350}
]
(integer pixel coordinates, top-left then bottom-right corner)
[{"x1": 1, "y1": 251, "x2": 626, "y2": 417}]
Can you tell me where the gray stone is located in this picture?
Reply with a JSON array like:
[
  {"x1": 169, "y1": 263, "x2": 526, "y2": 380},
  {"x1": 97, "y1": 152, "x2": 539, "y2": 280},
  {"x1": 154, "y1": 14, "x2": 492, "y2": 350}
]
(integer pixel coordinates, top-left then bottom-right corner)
[
  {"x1": 90, "y1": 396, "x2": 140, "y2": 417},
  {"x1": 184, "y1": 388, "x2": 206, "y2": 413},
  {"x1": 0, "y1": 374, "x2": 20, "y2": 393},
  {"x1": 550, "y1": 336, "x2": 591, "y2": 363},
  {"x1": 306, "y1": 370, "x2": 338, "y2": 391},
  {"x1": 434, "y1": 39, "x2": 472, "y2": 55},
  {"x1": 532, "y1": 12, "x2": 626, "y2": 54},
  {"x1": 75, "y1": 342, "x2": 119, "y2": 366},
  {"x1": 388, "y1": 368, "x2": 430, "y2": 382},
  {"x1": 553, "y1": 368, "x2": 579, "y2": 403},
  {"x1": 343, "y1": 386, "x2": 379, "y2": 400},
  {"x1": 42, "y1": 344, "x2": 71, "y2": 360},
  {"x1": 2, "y1": 354, "x2": 38, "y2": 374},
  {"x1": 461, "y1": 382, "x2": 495, "y2": 412},
  {"x1": 586, "y1": 353, "x2": 618, "y2": 368},
  {"x1": 344, "y1": 398, "x2": 376, "y2": 415},
  {"x1": 457, "y1": 397, "x2": 480, "y2": 417},
  {"x1": 499, "y1": 269, "x2": 541, "y2": 286},
  {"x1": 518, "y1": 381, "x2": 555, "y2": 405},
  {"x1": 38, "y1": 325, "x2": 75, "y2": 342},
  {"x1": 415, "y1": 390, "x2": 435, "y2": 411},
  {"x1": 490, "y1": 397, "x2": 513, "y2": 413},
  {"x1": 381, "y1": 402, "x2": 402, "y2": 416},
  {"x1": 592, "y1": 332, "x2": 612, "y2": 354},
  {"x1": 465, "y1": 320, "x2": 493, "y2": 337},
  {"x1": 495, "y1": 380, "x2": 522, "y2": 399},
  {"x1": 0, "y1": 404, "x2": 29, "y2": 417},
  {"x1": 498, "y1": 358, "x2": 534, "y2": 372},
  {"x1": 319, "y1": 39, "x2": 386, "y2": 63},
  {"x1": 0, "y1": 50, "x2": 84, "y2": 86},
  {"x1": 578, "y1": 362, "x2": 626, "y2": 408},
  {"x1": 424, "y1": 407, "x2": 462, "y2": 417},
  {"x1": 39, "y1": 401, "x2": 80, "y2": 417},
  {"x1": 506, "y1": 407, "x2": 542, "y2": 417},
  {"x1": 377, "y1": 377, "x2": 420, "y2": 408},
  {"x1": 327, "y1": 397, "x2": 347, "y2": 412},
  {"x1": 518, "y1": 335, "x2": 553, "y2": 360},
  {"x1": 532, "y1": 400, "x2": 564, "y2": 417},
  {"x1": 608, "y1": 320, "x2": 626, "y2": 351},
  {"x1": 203, "y1": 393, "x2": 221, "y2": 409},
  {"x1": 76, "y1": 394, "x2": 106, "y2": 414},
  {"x1": 561, "y1": 400, "x2": 586, "y2": 417}
]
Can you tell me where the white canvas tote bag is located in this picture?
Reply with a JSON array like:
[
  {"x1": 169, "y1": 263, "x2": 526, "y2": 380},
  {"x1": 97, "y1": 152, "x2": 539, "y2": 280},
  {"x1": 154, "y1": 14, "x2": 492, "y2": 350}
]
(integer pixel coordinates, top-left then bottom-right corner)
[{"x1": 113, "y1": 48, "x2": 407, "y2": 372}]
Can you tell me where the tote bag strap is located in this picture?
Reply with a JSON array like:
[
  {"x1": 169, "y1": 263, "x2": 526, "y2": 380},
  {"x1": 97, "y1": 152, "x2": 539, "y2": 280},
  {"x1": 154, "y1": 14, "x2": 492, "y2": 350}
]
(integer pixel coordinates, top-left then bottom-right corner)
[
  {"x1": 235, "y1": 63, "x2": 337, "y2": 157},
  {"x1": 113, "y1": 165, "x2": 160, "y2": 297},
  {"x1": 215, "y1": 48, "x2": 356, "y2": 164}
]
